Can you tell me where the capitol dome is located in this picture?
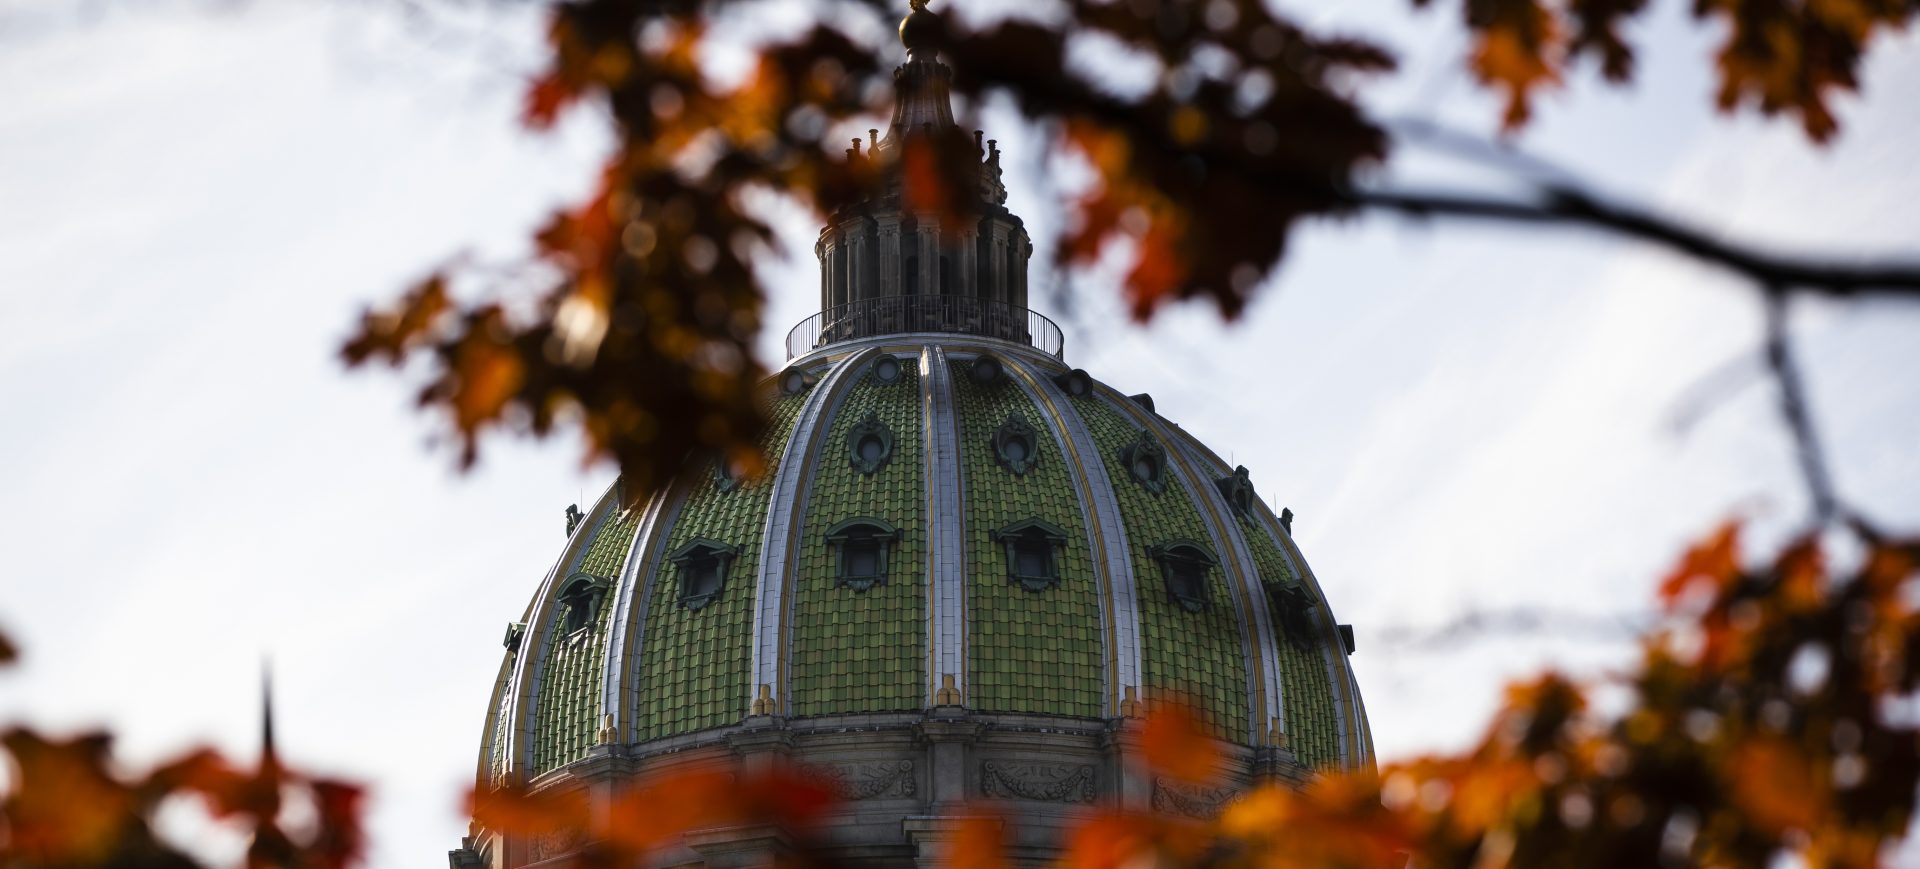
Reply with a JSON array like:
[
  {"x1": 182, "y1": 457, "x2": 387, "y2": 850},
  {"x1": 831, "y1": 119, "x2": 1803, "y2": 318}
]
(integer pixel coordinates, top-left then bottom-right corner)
[{"x1": 455, "y1": 7, "x2": 1370, "y2": 865}]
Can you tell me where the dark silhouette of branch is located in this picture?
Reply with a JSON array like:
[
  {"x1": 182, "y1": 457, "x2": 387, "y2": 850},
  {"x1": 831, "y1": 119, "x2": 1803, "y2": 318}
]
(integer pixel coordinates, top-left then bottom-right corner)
[
  {"x1": 1762, "y1": 291, "x2": 1840, "y2": 523},
  {"x1": 1368, "y1": 606, "x2": 1653, "y2": 652},
  {"x1": 1347, "y1": 184, "x2": 1920, "y2": 298}
]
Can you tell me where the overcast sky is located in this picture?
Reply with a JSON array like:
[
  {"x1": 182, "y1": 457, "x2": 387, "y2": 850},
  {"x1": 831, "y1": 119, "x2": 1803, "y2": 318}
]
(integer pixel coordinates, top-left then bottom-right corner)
[{"x1": 2, "y1": 1, "x2": 1917, "y2": 865}]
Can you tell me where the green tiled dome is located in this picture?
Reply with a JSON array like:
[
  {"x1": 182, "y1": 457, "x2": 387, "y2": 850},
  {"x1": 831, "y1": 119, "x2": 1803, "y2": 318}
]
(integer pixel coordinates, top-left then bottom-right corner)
[
  {"x1": 457, "y1": 14, "x2": 1371, "y2": 865},
  {"x1": 477, "y1": 332, "x2": 1371, "y2": 785}
]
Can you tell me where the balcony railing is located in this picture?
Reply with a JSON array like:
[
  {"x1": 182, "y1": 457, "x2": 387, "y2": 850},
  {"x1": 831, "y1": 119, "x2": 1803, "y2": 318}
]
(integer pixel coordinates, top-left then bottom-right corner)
[{"x1": 784, "y1": 295, "x2": 1065, "y2": 360}]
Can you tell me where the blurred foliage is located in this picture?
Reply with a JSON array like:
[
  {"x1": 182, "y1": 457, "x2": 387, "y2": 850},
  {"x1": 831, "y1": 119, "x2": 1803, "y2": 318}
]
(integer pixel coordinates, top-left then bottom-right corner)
[
  {"x1": 342, "y1": 0, "x2": 1914, "y2": 498},
  {"x1": 9, "y1": 0, "x2": 1920, "y2": 864}
]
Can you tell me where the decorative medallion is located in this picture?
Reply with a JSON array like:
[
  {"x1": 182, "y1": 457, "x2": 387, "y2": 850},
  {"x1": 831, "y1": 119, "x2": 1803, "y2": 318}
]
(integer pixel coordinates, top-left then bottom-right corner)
[
  {"x1": 1215, "y1": 465, "x2": 1256, "y2": 517},
  {"x1": 991, "y1": 518, "x2": 1071, "y2": 592},
  {"x1": 1118, "y1": 429, "x2": 1167, "y2": 494},
  {"x1": 1151, "y1": 776, "x2": 1238, "y2": 820},
  {"x1": 847, "y1": 411, "x2": 896, "y2": 475},
  {"x1": 801, "y1": 760, "x2": 916, "y2": 800},
  {"x1": 992, "y1": 414, "x2": 1041, "y2": 475},
  {"x1": 979, "y1": 761, "x2": 1096, "y2": 803},
  {"x1": 825, "y1": 517, "x2": 902, "y2": 592},
  {"x1": 1149, "y1": 541, "x2": 1218, "y2": 614},
  {"x1": 668, "y1": 539, "x2": 740, "y2": 611},
  {"x1": 712, "y1": 459, "x2": 741, "y2": 492},
  {"x1": 870, "y1": 355, "x2": 904, "y2": 384}
]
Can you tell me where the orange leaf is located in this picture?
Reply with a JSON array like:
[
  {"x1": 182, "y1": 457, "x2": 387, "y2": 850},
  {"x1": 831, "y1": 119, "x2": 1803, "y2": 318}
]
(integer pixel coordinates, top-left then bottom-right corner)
[
  {"x1": 1727, "y1": 737, "x2": 1822, "y2": 834},
  {"x1": 469, "y1": 783, "x2": 589, "y2": 837},
  {"x1": 1659, "y1": 521, "x2": 1742, "y2": 608},
  {"x1": 948, "y1": 813, "x2": 1010, "y2": 869},
  {"x1": 1142, "y1": 703, "x2": 1221, "y2": 784}
]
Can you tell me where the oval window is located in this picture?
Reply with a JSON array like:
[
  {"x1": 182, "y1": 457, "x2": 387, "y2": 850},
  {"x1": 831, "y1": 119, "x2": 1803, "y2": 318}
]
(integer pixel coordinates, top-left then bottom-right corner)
[
  {"x1": 1004, "y1": 438, "x2": 1028, "y2": 463},
  {"x1": 859, "y1": 435, "x2": 886, "y2": 464}
]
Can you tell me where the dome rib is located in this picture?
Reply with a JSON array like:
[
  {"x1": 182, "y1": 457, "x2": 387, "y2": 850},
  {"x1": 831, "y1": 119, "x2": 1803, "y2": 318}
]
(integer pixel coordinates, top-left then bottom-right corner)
[
  {"x1": 920, "y1": 345, "x2": 969, "y2": 707},
  {"x1": 1175, "y1": 434, "x2": 1372, "y2": 770},
  {"x1": 1002, "y1": 355, "x2": 1139, "y2": 717},
  {"x1": 750, "y1": 347, "x2": 882, "y2": 718},
  {"x1": 496, "y1": 484, "x2": 621, "y2": 783},
  {"x1": 596, "y1": 478, "x2": 688, "y2": 746},
  {"x1": 1110, "y1": 390, "x2": 1288, "y2": 749}
]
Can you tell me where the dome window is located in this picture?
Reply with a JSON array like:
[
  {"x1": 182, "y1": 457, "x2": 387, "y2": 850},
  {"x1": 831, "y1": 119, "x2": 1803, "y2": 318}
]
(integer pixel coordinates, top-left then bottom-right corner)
[
  {"x1": 1214, "y1": 465, "x2": 1256, "y2": 518},
  {"x1": 1118, "y1": 430, "x2": 1167, "y2": 494},
  {"x1": 1051, "y1": 368, "x2": 1092, "y2": 398},
  {"x1": 825, "y1": 518, "x2": 902, "y2": 593},
  {"x1": 992, "y1": 518, "x2": 1071, "y2": 592},
  {"x1": 871, "y1": 355, "x2": 904, "y2": 384},
  {"x1": 1265, "y1": 581, "x2": 1319, "y2": 651},
  {"x1": 1150, "y1": 541, "x2": 1219, "y2": 614},
  {"x1": 846, "y1": 411, "x2": 896, "y2": 475},
  {"x1": 557, "y1": 573, "x2": 612, "y2": 634},
  {"x1": 969, "y1": 355, "x2": 1005, "y2": 385},
  {"x1": 668, "y1": 539, "x2": 740, "y2": 611},
  {"x1": 993, "y1": 414, "x2": 1041, "y2": 475},
  {"x1": 779, "y1": 367, "x2": 818, "y2": 396}
]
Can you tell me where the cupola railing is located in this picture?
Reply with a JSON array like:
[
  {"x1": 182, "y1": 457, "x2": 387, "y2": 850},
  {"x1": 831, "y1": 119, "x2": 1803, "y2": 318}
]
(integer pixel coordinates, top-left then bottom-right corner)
[{"x1": 784, "y1": 295, "x2": 1065, "y2": 360}]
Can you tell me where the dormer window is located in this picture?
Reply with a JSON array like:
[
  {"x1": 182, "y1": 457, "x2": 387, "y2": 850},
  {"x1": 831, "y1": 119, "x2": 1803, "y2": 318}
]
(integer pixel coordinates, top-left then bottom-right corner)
[
  {"x1": 668, "y1": 539, "x2": 739, "y2": 611},
  {"x1": 1150, "y1": 542, "x2": 1218, "y2": 613},
  {"x1": 825, "y1": 518, "x2": 902, "y2": 592},
  {"x1": 1118, "y1": 430, "x2": 1167, "y2": 494},
  {"x1": 1266, "y1": 582, "x2": 1320, "y2": 651},
  {"x1": 992, "y1": 519, "x2": 1071, "y2": 592},
  {"x1": 557, "y1": 573, "x2": 611, "y2": 634}
]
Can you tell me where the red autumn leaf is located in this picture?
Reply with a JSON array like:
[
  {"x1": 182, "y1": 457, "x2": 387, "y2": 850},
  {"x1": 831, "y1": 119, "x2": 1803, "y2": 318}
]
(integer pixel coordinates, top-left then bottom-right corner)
[{"x1": 1, "y1": 729, "x2": 134, "y2": 863}]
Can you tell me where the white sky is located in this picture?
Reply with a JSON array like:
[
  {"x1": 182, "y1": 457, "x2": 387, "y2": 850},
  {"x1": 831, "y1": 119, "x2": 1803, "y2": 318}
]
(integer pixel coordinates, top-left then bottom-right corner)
[{"x1": 1, "y1": 1, "x2": 1917, "y2": 865}]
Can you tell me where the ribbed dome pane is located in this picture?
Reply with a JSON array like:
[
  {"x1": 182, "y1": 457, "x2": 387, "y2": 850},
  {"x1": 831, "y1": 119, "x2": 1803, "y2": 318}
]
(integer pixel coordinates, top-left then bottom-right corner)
[
  {"x1": 1075, "y1": 394, "x2": 1252, "y2": 743},
  {"x1": 953, "y1": 359, "x2": 1104, "y2": 717},
  {"x1": 790, "y1": 359, "x2": 926, "y2": 715}
]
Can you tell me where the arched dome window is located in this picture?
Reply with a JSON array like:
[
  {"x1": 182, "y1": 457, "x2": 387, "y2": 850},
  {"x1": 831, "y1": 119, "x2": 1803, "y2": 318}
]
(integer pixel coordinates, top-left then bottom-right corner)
[
  {"x1": 557, "y1": 573, "x2": 611, "y2": 634},
  {"x1": 668, "y1": 539, "x2": 740, "y2": 611},
  {"x1": 993, "y1": 414, "x2": 1041, "y2": 475},
  {"x1": 992, "y1": 518, "x2": 1071, "y2": 592},
  {"x1": 1149, "y1": 541, "x2": 1219, "y2": 613},
  {"x1": 1265, "y1": 582, "x2": 1320, "y2": 651},
  {"x1": 846, "y1": 411, "x2": 896, "y2": 475},
  {"x1": 825, "y1": 518, "x2": 902, "y2": 592},
  {"x1": 1118, "y1": 430, "x2": 1167, "y2": 494}
]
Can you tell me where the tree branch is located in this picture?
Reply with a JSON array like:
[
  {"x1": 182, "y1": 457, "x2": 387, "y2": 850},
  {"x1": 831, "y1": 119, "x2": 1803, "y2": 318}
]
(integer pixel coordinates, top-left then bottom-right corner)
[{"x1": 1348, "y1": 185, "x2": 1920, "y2": 298}]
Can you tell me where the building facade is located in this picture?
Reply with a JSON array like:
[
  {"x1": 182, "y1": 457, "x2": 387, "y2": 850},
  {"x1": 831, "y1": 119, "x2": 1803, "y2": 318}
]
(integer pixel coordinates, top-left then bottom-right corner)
[{"x1": 452, "y1": 6, "x2": 1371, "y2": 865}]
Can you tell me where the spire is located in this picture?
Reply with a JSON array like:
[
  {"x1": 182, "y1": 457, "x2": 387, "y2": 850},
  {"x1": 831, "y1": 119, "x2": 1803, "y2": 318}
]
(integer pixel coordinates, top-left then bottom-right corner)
[{"x1": 881, "y1": 0, "x2": 957, "y2": 149}]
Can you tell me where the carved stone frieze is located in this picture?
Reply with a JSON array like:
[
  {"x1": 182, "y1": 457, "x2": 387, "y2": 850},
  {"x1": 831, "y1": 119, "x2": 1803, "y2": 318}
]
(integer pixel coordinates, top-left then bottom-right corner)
[
  {"x1": 979, "y1": 761, "x2": 1095, "y2": 803},
  {"x1": 802, "y1": 760, "x2": 917, "y2": 800},
  {"x1": 525, "y1": 825, "x2": 583, "y2": 863},
  {"x1": 1150, "y1": 776, "x2": 1237, "y2": 820}
]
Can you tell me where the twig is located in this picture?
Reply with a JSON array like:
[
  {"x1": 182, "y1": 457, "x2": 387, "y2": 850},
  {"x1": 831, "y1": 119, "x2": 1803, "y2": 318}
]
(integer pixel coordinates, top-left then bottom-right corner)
[{"x1": 1762, "y1": 291, "x2": 1840, "y2": 523}]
